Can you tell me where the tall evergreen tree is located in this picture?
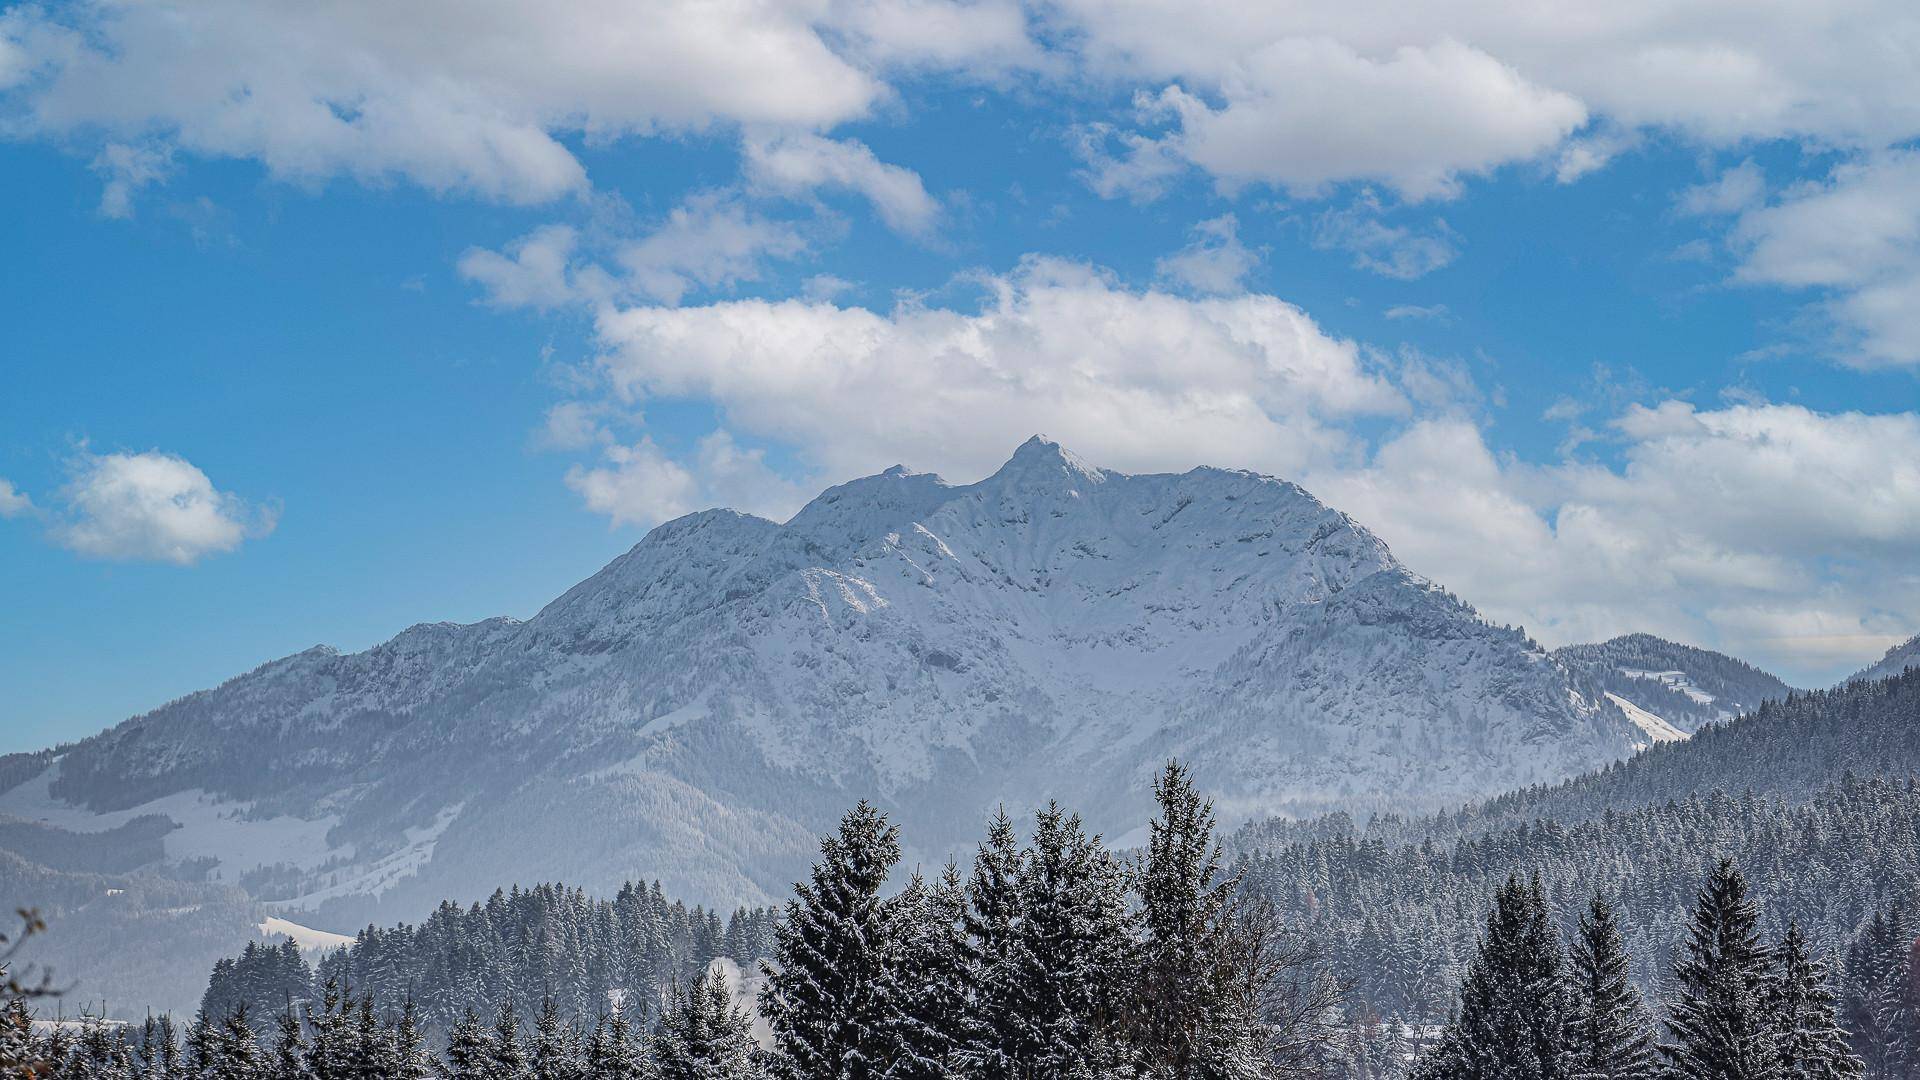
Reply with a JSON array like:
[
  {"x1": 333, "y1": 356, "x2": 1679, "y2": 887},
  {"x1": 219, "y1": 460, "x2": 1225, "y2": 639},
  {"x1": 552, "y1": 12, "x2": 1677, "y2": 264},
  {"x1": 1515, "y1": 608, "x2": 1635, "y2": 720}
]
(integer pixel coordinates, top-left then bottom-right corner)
[
  {"x1": 960, "y1": 809, "x2": 1028, "y2": 1080},
  {"x1": 486, "y1": 999, "x2": 529, "y2": 1080},
  {"x1": 1005, "y1": 801, "x2": 1135, "y2": 1079},
  {"x1": 760, "y1": 802, "x2": 900, "y2": 1080},
  {"x1": 1564, "y1": 895, "x2": 1656, "y2": 1080},
  {"x1": 1414, "y1": 874, "x2": 1569, "y2": 1080},
  {"x1": 876, "y1": 866, "x2": 972, "y2": 1080},
  {"x1": 1661, "y1": 860, "x2": 1780, "y2": 1080},
  {"x1": 1133, "y1": 759, "x2": 1260, "y2": 1080},
  {"x1": 1770, "y1": 925, "x2": 1862, "y2": 1080}
]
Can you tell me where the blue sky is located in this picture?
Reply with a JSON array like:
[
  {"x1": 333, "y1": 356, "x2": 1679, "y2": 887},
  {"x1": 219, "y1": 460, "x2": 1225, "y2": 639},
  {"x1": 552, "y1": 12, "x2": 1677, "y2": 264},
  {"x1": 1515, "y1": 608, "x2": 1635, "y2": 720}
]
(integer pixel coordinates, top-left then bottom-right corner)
[{"x1": 3, "y1": 0, "x2": 1919, "y2": 750}]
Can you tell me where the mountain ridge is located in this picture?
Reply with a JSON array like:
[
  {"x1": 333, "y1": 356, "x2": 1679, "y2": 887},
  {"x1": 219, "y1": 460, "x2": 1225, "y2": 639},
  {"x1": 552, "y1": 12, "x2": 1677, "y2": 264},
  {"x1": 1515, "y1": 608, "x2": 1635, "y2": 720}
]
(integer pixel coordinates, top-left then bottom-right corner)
[{"x1": 5, "y1": 437, "x2": 1660, "y2": 921}]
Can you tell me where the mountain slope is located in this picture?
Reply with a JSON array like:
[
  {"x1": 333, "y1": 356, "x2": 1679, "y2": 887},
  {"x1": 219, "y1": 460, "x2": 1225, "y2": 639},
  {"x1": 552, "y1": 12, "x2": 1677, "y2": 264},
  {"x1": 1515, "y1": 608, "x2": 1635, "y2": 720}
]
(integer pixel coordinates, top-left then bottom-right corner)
[
  {"x1": 0, "y1": 437, "x2": 1650, "y2": 925},
  {"x1": 1850, "y1": 634, "x2": 1920, "y2": 684},
  {"x1": 1551, "y1": 633, "x2": 1799, "y2": 738}
]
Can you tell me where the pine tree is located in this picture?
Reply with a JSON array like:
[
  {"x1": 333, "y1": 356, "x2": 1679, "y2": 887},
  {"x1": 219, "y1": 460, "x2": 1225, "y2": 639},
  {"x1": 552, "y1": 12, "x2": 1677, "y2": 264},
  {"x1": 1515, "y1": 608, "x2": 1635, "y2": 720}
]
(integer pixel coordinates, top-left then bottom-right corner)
[
  {"x1": 1660, "y1": 860, "x2": 1780, "y2": 1080},
  {"x1": 1564, "y1": 895, "x2": 1655, "y2": 1080},
  {"x1": 1770, "y1": 925, "x2": 1862, "y2": 1080},
  {"x1": 445, "y1": 1009, "x2": 493, "y2": 1080},
  {"x1": 1413, "y1": 874, "x2": 1569, "y2": 1080},
  {"x1": 529, "y1": 999, "x2": 583, "y2": 1080},
  {"x1": 486, "y1": 1000, "x2": 529, "y2": 1080},
  {"x1": 876, "y1": 866, "x2": 972, "y2": 1080},
  {"x1": 269, "y1": 1009, "x2": 308, "y2": 1080},
  {"x1": 1133, "y1": 759, "x2": 1262, "y2": 1080},
  {"x1": 760, "y1": 802, "x2": 900, "y2": 1080},
  {"x1": 657, "y1": 970, "x2": 763, "y2": 1080},
  {"x1": 584, "y1": 1008, "x2": 652, "y2": 1080},
  {"x1": 960, "y1": 808, "x2": 1027, "y2": 1080},
  {"x1": 1005, "y1": 801, "x2": 1135, "y2": 1079}
]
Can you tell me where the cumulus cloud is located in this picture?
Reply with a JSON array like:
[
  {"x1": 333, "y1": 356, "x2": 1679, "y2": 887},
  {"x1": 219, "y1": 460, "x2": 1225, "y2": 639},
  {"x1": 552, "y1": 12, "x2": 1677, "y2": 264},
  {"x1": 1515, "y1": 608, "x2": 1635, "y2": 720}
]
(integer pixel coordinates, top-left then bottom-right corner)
[
  {"x1": 1727, "y1": 151, "x2": 1920, "y2": 367},
  {"x1": 1049, "y1": 1, "x2": 1920, "y2": 174},
  {"x1": 586, "y1": 256, "x2": 1406, "y2": 483},
  {"x1": 50, "y1": 450, "x2": 275, "y2": 565},
  {"x1": 744, "y1": 133, "x2": 940, "y2": 236},
  {"x1": 1154, "y1": 214, "x2": 1259, "y2": 293},
  {"x1": 1313, "y1": 403, "x2": 1920, "y2": 680},
  {"x1": 0, "y1": 0, "x2": 1038, "y2": 211},
  {"x1": 1100, "y1": 38, "x2": 1585, "y2": 201}
]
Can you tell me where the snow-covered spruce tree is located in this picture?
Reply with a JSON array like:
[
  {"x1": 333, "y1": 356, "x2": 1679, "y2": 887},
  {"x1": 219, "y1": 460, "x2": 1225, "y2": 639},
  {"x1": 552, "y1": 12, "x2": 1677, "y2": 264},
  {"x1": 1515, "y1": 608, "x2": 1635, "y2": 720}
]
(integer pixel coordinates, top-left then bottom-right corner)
[
  {"x1": 1770, "y1": 924, "x2": 1863, "y2": 1080},
  {"x1": 876, "y1": 865, "x2": 973, "y2": 1080},
  {"x1": 530, "y1": 998, "x2": 584, "y2": 1080},
  {"x1": 1132, "y1": 759, "x2": 1264, "y2": 1080},
  {"x1": 445, "y1": 1008, "x2": 493, "y2": 1080},
  {"x1": 209, "y1": 1004, "x2": 266, "y2": 1080},
  {"x1": 656, "y1": 969, "x2": 764, "y2": 1080},
  {"x1": 1006, "y1": 801, "x2": 1136, "y2": 1079},
  {"x1": 761, "y1": 801, "x2": 902, "y2": 1080},
  {"x1": 302, "y1": 979, "x2": 353, "y2": 1080},
  {"x1": 1412, "y1": 874, "x2": 1569, "y2": 1080},
  {"x1": 486, "y1": 999, "x2": 530, "y2": 1080},
  {"x1": 1660, "y1": 860, "x2": 1780, "y2": 1080},
  {"x1": 270, "y1": 1010, "x2": 307, "y2": 1080},
  {"x1": 389, "y1": 999, "x2": 433, "y2": 1080},
  {"x1": 961, "y1": 808, "x2": 1028, "y2": 1080},
  {"x1": 1840, "y1": 902, "x2": 1918, "y2": 1080},
  {"x1": 1564, "y1": 895, "x2": 1656, "y2": 1080},
  {"x1": 584, "y1": 1008, "x2": 652, "y2": 1080}
]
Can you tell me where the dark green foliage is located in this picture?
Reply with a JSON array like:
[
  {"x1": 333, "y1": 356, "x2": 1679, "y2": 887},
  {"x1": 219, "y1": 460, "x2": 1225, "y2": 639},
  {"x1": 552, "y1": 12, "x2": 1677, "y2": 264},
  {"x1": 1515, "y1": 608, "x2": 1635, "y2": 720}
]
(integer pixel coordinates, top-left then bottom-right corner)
[
  {"x1": 1414, "y1": 875, "x2": 1569, "y2": 1080},
  {"x1": 760, "y1": 802, "x2": 900, "y2": 1080},
  {"x1": 1564, "y1": 896, "x2": 1655, "y2": 1080},
  {"x1": 1770, "y1": 924, "x2": 1862, "y2": 1080},
  {"x1": 1660, "y1": 860, "x2": 1780, "y2": 1080}
]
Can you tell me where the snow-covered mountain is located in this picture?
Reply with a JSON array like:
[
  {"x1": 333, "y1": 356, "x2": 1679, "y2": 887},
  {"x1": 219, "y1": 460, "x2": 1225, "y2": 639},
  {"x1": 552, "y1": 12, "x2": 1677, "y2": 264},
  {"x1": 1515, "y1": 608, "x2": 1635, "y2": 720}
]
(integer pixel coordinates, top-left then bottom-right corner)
[
  {"x1": 1550, "y1": 633, "x2": 1799, "y2": 739},
  {"x1": 1848, "y1": 634, "x2": 1920, "y2": 684},
  {"x1": 0, "y1": 437, "x2": 1653, "y2": 919}
]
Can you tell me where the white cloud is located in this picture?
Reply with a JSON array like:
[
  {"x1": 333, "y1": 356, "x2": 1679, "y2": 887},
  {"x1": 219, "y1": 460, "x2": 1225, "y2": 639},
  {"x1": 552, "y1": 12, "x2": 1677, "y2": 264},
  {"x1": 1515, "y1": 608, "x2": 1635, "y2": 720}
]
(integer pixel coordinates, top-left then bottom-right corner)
[
  {"x1": 1104, "y1": 37, "x2": 1585, "y2": 201},
  {"x1": 1050, "y1": 1, "x2": 1920, "y2": 188},
  {"x1": 618, "y1": 194, "x2": 809, "y2": 305},
  {"x1": 0, "y1": 0, "x2": 1042, "y2": 209},
  {"x1": 1728, "y1": 151, "x2": 1920, "y2": 367},
  {"x1": 1384, "y1": 303, "x2": 1449, "y2": 322},
  {"x1": 586, "y1": 255, "x2": 1405, "y2": 484},
  {"x1": 1679, "y1": 159, "x2": 1765, "y2": 217},
  {"x1": 460, "y1": 194, "x2": 807, "y2": 310},
  {"x1": 1312, "y1": 403, "x2": 1920, "y2": 681},
  {"x1": 565, "y1": 430, "x2": 810, "y2": 526},
  {"x1": 51, "y1": 450, "x2": 274, "y2": 565},
  {"x1": 90, "y1": 142, "x2": 172, "y2": 219},
  {"x1": 1311, "y1": 197, "x2": 1459, "y2": 280},
  {"x1": 0, "y1": 478, "x2": 33, "y2": 518},
  {"x1": 744, "y1": 132, "x2": 940, "y2": 237},
  {"x1": 458, "y1": 225, "x2": 608, "y2": 311},
  {"x1": 1154, "y1": 214, "x2": 1259, "y2": 294}
]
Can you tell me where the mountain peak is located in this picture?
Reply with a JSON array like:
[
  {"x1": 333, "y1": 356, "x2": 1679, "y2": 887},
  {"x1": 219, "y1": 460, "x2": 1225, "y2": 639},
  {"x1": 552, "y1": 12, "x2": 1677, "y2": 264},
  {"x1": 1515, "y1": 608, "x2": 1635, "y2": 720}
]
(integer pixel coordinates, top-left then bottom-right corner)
[{"x1": 985, "y1": 434, "x2": 1106, "y2": 487}]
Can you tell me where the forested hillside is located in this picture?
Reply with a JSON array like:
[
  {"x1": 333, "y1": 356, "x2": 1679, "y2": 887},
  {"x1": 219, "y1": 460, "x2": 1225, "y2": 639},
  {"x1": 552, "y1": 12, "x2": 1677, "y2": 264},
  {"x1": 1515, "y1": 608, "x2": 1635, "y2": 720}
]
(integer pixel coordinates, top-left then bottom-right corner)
[{"x1": 200, "y1": 882, "x2": 778, "y2": 1035}]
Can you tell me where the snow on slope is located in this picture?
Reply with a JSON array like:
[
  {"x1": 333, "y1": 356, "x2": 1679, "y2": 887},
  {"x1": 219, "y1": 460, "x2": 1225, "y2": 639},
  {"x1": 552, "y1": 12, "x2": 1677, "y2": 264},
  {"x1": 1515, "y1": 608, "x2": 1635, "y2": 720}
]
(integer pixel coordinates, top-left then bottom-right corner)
[
  {"x1": 2, "y1": 437, "x2": 1651, "y2": 916},
  {"x1": 1603, "y1": 692, "x2": 1688, "y2": 746},
  {"x1": 1849, "y1": 635, "x2": 1920, "y2": 684},
  {"x1": 259, "y1": 916, "x2": 355, "y2": 954}
]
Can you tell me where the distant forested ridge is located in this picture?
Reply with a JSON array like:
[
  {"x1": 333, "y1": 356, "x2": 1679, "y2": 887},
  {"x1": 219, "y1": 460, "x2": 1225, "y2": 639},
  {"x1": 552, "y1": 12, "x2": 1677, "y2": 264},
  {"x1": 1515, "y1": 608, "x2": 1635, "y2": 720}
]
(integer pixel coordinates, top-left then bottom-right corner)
[{"x1": 201, "y1": 881, "x2": 778, "y2": 1036}]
